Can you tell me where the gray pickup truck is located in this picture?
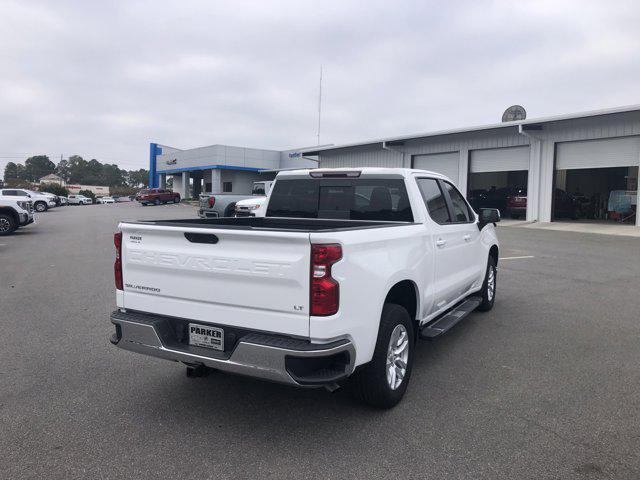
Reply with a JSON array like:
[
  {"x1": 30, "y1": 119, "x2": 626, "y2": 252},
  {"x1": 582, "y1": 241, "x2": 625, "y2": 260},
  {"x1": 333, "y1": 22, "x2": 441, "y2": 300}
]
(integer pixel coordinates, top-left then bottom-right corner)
[{"x1": 198, "y1": 180, "x2": 273, "y2": 218}]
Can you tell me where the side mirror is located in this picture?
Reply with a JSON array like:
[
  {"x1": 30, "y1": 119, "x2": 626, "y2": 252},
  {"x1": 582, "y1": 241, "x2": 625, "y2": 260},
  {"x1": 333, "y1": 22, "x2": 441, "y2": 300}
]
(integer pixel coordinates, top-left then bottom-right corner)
[{"x1": 479, "y1": 208, "x2": 500, "y2": 228}]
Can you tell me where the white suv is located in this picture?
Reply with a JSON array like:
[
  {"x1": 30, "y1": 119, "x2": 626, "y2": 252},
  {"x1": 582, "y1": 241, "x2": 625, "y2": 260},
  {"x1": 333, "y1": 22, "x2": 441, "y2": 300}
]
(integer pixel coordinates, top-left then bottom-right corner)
[
  {"x1": 0, "y1": 189, "x2": 56, "y2": 212},
  {"x1": 68, "y1": 195, "x2": 93, "y2": 205}
]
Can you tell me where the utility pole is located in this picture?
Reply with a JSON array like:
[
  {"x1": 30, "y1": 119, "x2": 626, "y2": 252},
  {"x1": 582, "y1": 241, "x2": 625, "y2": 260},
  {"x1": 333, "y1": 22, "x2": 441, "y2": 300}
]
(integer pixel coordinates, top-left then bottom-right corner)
[{"x1": 317, "y1": 65, "x2": 323, "y2": 145}]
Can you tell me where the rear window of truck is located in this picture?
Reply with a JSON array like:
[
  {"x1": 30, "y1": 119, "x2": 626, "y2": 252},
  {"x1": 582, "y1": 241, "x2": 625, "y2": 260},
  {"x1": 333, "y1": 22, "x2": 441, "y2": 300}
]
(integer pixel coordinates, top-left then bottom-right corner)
[{"x1": 266, "y1": 178, "x2": 414, "y2": 222}]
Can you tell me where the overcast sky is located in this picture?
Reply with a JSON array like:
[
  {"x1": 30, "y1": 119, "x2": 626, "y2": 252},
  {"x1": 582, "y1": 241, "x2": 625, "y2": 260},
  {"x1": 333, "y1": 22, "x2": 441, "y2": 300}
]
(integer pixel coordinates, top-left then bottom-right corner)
[{"x1": 1, "y1": 0, "x2": 640, "y2": 177}]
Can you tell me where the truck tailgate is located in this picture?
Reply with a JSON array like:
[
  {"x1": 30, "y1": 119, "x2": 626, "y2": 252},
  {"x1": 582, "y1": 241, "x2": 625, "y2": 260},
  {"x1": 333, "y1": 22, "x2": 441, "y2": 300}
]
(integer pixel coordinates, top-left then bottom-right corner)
[{"x1": 119, "y1": 223, "x2": 311, "y2": 337}]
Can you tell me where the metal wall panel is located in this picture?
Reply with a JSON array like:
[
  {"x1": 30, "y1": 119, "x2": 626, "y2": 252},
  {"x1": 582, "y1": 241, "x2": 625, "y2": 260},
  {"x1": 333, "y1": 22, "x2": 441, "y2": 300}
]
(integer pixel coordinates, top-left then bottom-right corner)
[
  {"x1": 556, "y1": 137, "x2": 640, "y2": 170},
  {"x1": 320, "y1": 148, "x2": 403, "y2": 168},
  {"x1": 412, "y1": 152, "x2": 460, "y2": 184},
  {"x1": 470, "y1": 146, "x2": 530, "y2": 173},
  {"x1": 156, "y1": 145, "x2": 281, "y2": 172}
]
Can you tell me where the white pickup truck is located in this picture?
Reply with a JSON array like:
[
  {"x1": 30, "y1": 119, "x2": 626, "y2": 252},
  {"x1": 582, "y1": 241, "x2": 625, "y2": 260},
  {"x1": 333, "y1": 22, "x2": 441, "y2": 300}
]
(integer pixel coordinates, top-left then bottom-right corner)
[
  {"x1": 0, "y1": 195, "x2": 34, "y2": 235},
  {"x1": 110, "y1": 168, "x2": 500, "y2": 408}
]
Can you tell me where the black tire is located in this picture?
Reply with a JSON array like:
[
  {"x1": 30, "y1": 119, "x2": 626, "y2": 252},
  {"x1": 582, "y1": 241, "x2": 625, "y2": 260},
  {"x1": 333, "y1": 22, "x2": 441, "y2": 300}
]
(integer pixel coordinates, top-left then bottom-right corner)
[
  {"x1": 34, "y1": 201, "x2": 47, "y2": 212},
  {"x1": 0, "y1": 213, "x2": 17, "y2": 236},
  {"x1": 173, "y1": 196, "x2": 180, "y2": 203},
  {"x1": 350, "y1": 303, "x2": 414, "y2": 409},
  {"x1": 476, "y1": 256, "x2": 497, "y2": 312},
  {"x1": 224, "y1": 203, "x2": 236, "y2": 217},
  {"x1": 154, "y1": 198, "x2": 161, "y2": 206}
]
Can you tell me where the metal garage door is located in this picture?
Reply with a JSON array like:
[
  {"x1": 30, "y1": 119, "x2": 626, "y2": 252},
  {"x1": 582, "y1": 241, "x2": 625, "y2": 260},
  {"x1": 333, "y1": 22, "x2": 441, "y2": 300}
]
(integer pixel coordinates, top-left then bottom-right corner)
[
  {"x1": 470, "y1": 146, "x2": 530, "y2": 173},
  {"x1": 412, "y1": 152, "x2": 459, "y2": 184},
  {"x1": 556, "y1": 137, "x2": 640, "y2": 169}
]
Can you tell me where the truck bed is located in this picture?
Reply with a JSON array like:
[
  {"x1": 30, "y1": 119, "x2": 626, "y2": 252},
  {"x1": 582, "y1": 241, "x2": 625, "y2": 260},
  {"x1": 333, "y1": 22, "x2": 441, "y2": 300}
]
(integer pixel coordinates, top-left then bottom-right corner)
[{"x1": 127, "y1": 216, "x2": 416, "y2": 232}]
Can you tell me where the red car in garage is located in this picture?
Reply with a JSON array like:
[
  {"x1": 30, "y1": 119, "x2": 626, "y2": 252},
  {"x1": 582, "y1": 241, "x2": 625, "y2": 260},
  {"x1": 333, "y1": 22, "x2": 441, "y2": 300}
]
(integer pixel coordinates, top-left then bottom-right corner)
[
  {"x1": 502, "y1": 188, "x2": 581, "y2": 219},
  {"x1": 505, "y1": 188, "x2": 527, "y2": 218}
]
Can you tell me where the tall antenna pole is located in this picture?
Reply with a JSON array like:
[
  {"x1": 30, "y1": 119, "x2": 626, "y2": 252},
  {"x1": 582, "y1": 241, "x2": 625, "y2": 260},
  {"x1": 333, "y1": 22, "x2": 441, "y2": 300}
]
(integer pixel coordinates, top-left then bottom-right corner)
[{"x1": 317, "y1": 65, "x2": 323, "y2": 145}]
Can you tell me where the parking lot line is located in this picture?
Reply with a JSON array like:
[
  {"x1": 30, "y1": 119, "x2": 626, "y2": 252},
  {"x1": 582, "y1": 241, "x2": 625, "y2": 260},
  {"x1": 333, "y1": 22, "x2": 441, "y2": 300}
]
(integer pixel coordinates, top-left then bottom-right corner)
[{"x1": 500, "y1": 255, "x2": 535, "y2": 260}]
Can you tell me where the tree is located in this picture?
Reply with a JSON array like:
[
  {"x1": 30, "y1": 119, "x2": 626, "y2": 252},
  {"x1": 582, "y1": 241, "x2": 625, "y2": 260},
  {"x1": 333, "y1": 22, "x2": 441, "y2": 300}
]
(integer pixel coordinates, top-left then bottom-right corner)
[
  {"x1": 5, "y1": 178, "x2": 32, "y2": 188},
  {"x1": 40, "y1": 183, "x2": 69, "y2": 196},
  {"x1": 55, "y1": 159, "x2": 71, "y2": 182},
  {"x1": 101, "y1": 163, "x2": 125, "y2": 187},
  {"x1": 25, "y1": 155, "x2": 55, "y2": 182},
  {"x1": 78, "y1": 189, "x2": 96, "y2": 202},
  {"x1": 4, "y1": 162, "x2": 18, "y2": 180},
  {"x1": 67, "y1": 155, "x2": 88, "y2": 183},
  {"x1": 16, "y1": 164, "x2": 27, "y2": 180},
  {"x1": 128, "y1": 169, "x2": 149, "y2": 188}
]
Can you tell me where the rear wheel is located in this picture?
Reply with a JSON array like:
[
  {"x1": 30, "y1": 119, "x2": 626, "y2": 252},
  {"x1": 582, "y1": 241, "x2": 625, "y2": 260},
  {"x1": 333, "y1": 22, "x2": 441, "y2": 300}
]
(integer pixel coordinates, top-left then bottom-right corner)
[
  {"x1": 0, "y1": 214, "x2": 17, "y2": 236},
  {"x1": 476, "y1": 256, "x2": 497, "y2": 312},
  {"x1": 224, "y1": 203, "x2": 236, "y2": 217},
  {"x1": 154, "y1": 198, "x2": 161, "y2": 206},
  {"x1": 350, "y1": 303, "x2": 414, "y2": 409}
]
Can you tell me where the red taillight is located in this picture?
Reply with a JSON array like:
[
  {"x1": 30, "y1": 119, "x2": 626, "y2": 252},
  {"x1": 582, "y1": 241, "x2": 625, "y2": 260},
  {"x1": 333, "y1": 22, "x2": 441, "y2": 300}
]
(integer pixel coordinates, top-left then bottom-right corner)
[
  {"x1": 114, "y1": 231, "x2": 123, "y2": 290},
  {"x1": 208, "y1": 197, "x2": 216, "y2": 208},
  {"x1": 310, "y1": 244, "x2": 342, "y2": 316}
]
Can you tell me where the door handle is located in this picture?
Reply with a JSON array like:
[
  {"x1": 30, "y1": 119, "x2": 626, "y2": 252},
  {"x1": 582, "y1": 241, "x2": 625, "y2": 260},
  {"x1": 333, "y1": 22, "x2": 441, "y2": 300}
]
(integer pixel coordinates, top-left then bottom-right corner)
[
  {"x1": 463, "y1": 234, "x2": 472, "y2": 242},
  {"x1": 436, "y1": 238, "x2": 446, "y2": 247}
]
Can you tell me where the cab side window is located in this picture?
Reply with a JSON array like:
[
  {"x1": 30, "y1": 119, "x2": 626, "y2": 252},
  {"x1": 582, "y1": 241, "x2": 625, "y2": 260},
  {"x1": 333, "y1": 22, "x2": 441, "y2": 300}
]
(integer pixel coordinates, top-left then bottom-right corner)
[
  {"x1": 416, "y1": 178, "x2": 450, "y2": 224},
  {"x1": 442, "y1": 181, "x2": 473, "y2": 223}
]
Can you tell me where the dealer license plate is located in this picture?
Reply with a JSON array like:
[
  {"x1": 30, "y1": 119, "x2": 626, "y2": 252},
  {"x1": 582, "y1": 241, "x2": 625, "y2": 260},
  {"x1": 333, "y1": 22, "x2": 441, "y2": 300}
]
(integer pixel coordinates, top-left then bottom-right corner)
[{"x1": 188, "y1": 323, "x2": 224, "y2": 351}]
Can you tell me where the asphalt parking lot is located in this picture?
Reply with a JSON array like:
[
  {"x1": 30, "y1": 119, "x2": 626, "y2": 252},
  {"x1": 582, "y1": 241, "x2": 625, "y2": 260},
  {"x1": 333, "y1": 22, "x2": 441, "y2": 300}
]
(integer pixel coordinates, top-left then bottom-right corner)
[{"x1": 1, "y1": 203, "x2": 639, "y2": 480}]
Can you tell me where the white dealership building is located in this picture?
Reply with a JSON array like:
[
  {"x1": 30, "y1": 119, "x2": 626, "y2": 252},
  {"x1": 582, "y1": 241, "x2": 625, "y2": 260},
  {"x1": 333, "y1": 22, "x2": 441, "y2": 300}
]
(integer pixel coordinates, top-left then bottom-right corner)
[{"x1": 150, "y1": 104, "x2": 640, "y2": 226}]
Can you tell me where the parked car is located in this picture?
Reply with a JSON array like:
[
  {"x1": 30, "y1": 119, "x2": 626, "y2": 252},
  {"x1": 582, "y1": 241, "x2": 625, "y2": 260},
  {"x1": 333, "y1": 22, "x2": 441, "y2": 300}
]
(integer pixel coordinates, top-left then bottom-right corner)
[
  {"x1": 58, "y1": 196, "x2": 68, "y2": 206},
  {"x1": 0, "y1": 188, "x2": 56, "y2": 212},
  {"x1": 96, "y1": 196, "x2": 115, "y2": 204},
  {"x1": 505, "y1": 188, "x2": 527, "y2": 218},
  {"x1": 38, "y1": 192, "x2": 61, "y2": 206},
  {"x1": 0, "y1": 194, "x2": 34, "y2": 235},
  {"x1": 111, "y1": 168, "x2": 500, "y2": 408},
  {"x1": 136, "y1": 188, "x2": 180, "y2": 206},
  {"x1": 68, "y1": 194, "x2": 93, "y2": 205},
  {"x1": 199, "y1": 180, "x2": 274, "y2": 218},
  {"x1": 234, "y1": 196, "x2": 267, "y2": 217}
]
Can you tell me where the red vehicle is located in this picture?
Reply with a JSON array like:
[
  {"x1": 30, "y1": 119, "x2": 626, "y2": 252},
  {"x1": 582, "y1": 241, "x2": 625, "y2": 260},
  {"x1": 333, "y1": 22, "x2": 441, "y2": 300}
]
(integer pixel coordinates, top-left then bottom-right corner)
[
  {"x1": 505, "y1": 188, "x2": 527, "y2": 219},
  {"x1": 136, "y1": 188, "x2": 181, "y2": 206}
]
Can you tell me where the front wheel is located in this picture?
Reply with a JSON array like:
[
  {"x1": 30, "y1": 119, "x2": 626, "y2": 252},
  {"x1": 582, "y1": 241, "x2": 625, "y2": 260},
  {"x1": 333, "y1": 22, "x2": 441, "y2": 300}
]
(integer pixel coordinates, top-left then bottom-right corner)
[
  {"x1": 0, "y1": 214, "x2": 17, "y2": 236},
  {"x1": 154, "y1": 198, "x2": 161, "y2": 206},
  {"x1": 476, "y1": 256, "x2": 497, "y2": 312},
  {"x1": 173, "y1": 196, "x2": 180, "y2": 203},
  {"x1": 350, "y1": 303, "x2": 414, "y2": 409},
  {"x1": 34, "y1": 201, "x2": 47, "y2": 212}
]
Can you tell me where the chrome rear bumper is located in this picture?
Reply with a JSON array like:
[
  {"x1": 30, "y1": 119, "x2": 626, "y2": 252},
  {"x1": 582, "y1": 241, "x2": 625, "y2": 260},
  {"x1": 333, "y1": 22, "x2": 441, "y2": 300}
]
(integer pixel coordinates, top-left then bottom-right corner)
[{"x1": 110, "y1": 310, "x2": 355, "y2": 387}]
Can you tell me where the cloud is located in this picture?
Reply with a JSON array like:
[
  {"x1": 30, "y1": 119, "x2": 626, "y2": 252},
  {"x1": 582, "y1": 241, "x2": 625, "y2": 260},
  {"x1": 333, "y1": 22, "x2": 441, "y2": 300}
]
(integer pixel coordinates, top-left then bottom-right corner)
[{"x1": 1, "y1": 0, "x2": 639, "y2": 177}]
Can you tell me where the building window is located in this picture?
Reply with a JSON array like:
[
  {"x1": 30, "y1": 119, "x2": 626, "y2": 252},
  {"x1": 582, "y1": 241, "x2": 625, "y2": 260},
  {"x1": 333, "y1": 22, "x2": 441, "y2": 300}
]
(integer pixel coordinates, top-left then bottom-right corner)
[{"x1": 223, "y1": 182, "x2": 232, "y2": 193}]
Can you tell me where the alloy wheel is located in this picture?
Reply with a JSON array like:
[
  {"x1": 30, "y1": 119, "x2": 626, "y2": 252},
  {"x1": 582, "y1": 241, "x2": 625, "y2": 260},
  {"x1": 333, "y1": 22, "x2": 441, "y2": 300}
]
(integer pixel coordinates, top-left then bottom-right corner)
[
  {"x1": 487, "y1": 266, "x2": 496, "y2": 301},
  {"x1": 386, "y1": 324, "x2": 409, "y2": 390}
]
